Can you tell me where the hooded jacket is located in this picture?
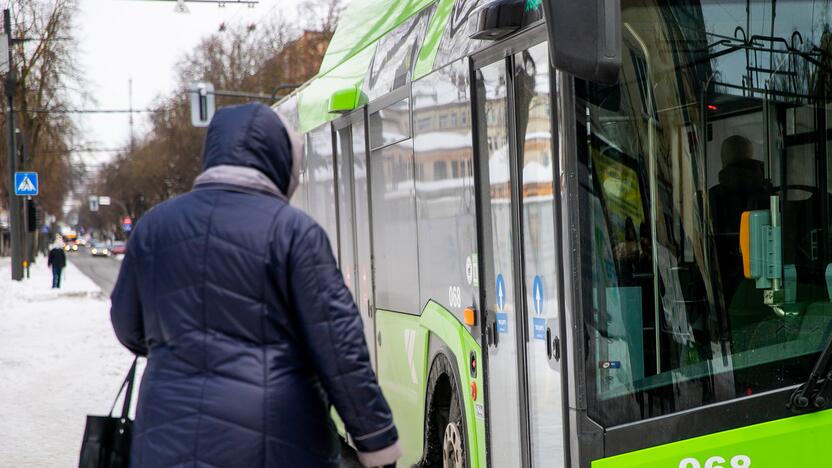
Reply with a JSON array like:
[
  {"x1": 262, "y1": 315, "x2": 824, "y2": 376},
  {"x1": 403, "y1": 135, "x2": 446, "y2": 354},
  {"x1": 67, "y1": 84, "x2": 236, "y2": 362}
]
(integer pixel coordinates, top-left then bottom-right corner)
[
  {"x1": 110, "y1": 103, "x2": 399, "y2": 467},
  {"x1": 48, "y1": 245, "x2": 66, "y2": 269}
]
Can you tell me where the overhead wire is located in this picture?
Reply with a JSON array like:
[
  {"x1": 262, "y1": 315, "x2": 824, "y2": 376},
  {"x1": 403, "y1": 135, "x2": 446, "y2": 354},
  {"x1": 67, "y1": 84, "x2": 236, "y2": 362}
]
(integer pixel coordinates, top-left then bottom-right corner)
[
  {"x1": 72, "y1": 0, "x2": 297, "y2": 172},
  {"x1": 24, "y1": 108, "x2": 160, "y2": 114}
]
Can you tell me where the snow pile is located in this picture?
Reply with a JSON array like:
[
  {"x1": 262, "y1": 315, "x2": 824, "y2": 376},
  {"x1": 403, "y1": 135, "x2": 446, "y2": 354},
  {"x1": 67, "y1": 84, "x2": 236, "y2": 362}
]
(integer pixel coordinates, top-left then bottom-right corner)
[
  {"x1": 0, "y1": 257, "x2": 134, "y2": 467},
  {"x1": 1, "y1": 257, "x2": 104, "y2": 304}
]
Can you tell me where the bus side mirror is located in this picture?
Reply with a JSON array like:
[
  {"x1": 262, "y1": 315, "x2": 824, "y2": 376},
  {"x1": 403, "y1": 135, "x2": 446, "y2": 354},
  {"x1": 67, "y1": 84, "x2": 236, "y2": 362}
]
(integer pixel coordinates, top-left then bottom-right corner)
[
  {"x1": 471, "y1": 0, "x2": 542, "y2": 41},
  {"x1": 541, "y1": 0, "x2": 622, "y2": 84}
]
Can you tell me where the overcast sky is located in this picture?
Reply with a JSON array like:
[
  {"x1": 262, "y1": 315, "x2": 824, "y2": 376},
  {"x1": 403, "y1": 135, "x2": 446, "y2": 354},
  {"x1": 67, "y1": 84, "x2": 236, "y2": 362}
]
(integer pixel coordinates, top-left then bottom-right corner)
[{"x1": 73, "y1": 0, "x2": 308, "y2": 172}]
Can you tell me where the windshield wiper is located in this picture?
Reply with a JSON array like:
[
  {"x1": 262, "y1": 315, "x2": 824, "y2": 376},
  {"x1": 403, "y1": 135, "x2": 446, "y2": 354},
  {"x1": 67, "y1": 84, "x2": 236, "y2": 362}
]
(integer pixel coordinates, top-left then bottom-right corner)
[{"x1": 788, "y1": 333, "x2": 832, "y2": 413}]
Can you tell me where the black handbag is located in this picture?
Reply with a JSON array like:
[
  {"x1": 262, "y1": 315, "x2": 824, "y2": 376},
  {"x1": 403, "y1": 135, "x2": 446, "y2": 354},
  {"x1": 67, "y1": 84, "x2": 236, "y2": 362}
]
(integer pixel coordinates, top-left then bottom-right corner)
[{"x1": 78, "y1": 357, "x2": 139, "y2": 468}]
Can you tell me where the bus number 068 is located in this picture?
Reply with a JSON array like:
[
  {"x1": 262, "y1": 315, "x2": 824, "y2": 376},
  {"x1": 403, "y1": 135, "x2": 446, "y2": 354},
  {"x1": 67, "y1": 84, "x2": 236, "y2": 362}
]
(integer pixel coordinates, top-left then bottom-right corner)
[
  {"x1": 680, "y1": 455, "x2": 750, "y2": 468},
  {"x1": 448, "y1": 286, "x2": 462, "y2": 309}
]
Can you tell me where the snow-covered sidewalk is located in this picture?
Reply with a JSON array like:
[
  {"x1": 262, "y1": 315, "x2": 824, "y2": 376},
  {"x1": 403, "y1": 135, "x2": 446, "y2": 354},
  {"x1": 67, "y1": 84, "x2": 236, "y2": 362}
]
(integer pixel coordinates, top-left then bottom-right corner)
[{"x1": 0, "y1": 257, "x2": 134, "y2": 467}]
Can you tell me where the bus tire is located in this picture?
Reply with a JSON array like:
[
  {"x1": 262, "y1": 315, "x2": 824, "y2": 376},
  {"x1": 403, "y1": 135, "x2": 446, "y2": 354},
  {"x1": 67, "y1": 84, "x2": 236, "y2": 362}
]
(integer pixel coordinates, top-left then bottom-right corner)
[
  {"x1": 442, "y1": 392, "x2": 465, "y2": 468},
  {"x1": 421, "y1": 352, "x2": 467, "y2": 468}
]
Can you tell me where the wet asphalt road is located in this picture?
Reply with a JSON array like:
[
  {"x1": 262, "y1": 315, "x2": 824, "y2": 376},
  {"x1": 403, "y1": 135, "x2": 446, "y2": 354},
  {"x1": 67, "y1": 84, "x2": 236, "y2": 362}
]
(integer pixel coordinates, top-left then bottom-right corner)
[
  {"x1": 69, "y1": 245, "x2": 365, "y2": 467},
  {"x1": 68, "y1": 246, "x2": 122, "y2": 296}
]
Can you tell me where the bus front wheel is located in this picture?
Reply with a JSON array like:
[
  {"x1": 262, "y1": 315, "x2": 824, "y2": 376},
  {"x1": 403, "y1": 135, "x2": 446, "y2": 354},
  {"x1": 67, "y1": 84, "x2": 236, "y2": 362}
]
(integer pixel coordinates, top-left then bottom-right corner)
[
  {"x1": 422, "y1": 352, "x2": 467, "y2": 468},
  {"x1": 442, "y1": 394, "x2": 465, "y2": 468}
]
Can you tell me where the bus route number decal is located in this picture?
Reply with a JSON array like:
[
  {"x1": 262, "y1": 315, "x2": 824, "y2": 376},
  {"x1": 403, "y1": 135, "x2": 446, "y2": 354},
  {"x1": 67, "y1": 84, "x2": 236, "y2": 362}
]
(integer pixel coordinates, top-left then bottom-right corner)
[
  {"x1": 679, "y1": 455, "x2": 750, "y2": 468},
  {"x1": 448, "y1": 286, "x2": 462, "y2": 309}
]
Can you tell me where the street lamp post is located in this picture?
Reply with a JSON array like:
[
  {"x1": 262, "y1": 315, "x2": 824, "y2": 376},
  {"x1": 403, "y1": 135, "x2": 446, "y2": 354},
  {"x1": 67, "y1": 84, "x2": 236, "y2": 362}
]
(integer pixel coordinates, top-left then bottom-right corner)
[{"x1": 4, "y1": 9, "x2": 22, "y2": 281}]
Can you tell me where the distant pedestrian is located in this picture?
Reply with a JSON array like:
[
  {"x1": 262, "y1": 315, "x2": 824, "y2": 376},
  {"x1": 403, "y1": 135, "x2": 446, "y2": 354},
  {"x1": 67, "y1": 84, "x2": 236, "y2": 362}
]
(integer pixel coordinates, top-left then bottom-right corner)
[
  {"x1": 47, "y1": 242, "x2": 66, "y2": 288},
  {"x1": 110, "y1": 103, "x2": 401, "y2": 468}
]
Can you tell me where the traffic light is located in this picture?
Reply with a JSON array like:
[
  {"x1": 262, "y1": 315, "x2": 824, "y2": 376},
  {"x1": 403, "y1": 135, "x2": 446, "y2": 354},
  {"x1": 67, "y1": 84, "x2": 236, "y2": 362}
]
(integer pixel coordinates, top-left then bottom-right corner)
[{"x1": 26, "y1": 199, "x2": 42, "y2": 232}]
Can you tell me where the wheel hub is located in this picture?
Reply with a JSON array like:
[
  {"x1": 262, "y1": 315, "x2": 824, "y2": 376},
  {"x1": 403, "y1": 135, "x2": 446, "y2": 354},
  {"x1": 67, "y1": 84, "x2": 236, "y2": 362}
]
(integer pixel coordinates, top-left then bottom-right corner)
[{"x1": 442, "y1": 421, "x2": 464, "y2": 468}]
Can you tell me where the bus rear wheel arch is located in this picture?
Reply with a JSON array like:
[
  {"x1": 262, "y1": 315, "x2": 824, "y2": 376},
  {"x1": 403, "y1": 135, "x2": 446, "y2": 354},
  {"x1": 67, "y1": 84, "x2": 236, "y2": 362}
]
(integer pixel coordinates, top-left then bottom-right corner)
[{"x1": 421, "y1": 350, "x2": 469, "y2": 468}]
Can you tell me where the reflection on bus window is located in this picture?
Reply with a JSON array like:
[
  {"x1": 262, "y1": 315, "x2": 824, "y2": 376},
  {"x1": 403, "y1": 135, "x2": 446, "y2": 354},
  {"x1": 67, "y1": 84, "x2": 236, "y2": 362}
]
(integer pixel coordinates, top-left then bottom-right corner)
[
  {"x1": 306, "y1": 125, "x2": 338, "y2": 252},
  {"x1": 369, "y1": 99, "x2": 411, "y2": 150},
  {"x1": 413, "y1": 59, "x2": 478, "y2": 319},
  {"x1": 577, "y1": 0, "x2": 832, "y2": 426},
  {"x1": 336, "y1": 128, "x2": 356, "y2": 295},
  {"x1": 478, "y1": 58, "x2": 525, "y2": 468},
  {"x1": 370, "y1": 124, "x2": 420, "y2": 314},
  {"x1": 364, "y1": 7, "x2": 433, "y2": 100},
  {"x1": 515, "y1": 43, "x2": 565, "y2": 464}
]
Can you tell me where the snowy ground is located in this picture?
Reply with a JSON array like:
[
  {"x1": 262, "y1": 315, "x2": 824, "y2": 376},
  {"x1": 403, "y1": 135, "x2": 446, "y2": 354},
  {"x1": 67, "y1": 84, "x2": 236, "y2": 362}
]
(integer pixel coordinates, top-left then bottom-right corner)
[{"x1": 0, "y1": 257, "x2": 134, "y2": 467}]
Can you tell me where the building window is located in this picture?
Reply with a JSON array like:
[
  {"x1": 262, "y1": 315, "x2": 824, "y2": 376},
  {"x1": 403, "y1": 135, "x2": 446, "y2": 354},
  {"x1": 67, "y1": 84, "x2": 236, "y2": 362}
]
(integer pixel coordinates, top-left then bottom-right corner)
[{"x1": 434, "y1": 161, "x2": 448, "y2": 179}]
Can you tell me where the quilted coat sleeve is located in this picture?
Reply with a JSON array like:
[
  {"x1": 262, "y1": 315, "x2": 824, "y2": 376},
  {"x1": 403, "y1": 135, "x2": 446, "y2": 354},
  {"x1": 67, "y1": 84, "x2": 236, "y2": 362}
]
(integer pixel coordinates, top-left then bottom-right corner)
[
  {"x1": 111, "y1": 247, "x2": 147, "y2": 357},
  {"x1": 287, "y1": 223, "x2": 400, "y2": 459}
]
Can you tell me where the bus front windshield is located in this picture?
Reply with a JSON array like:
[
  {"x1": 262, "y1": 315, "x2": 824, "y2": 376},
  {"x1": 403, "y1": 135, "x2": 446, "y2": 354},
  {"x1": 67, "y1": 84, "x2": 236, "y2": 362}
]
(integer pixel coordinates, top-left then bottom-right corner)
[{"x1": 576, "y1": 0, "x2": 832, "y2": 426}]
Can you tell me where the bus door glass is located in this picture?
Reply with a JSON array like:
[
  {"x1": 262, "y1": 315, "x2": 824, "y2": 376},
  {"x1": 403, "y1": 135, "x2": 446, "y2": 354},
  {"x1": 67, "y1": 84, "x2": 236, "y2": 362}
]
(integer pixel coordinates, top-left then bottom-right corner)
[
  {"x1": 476, "y1": 41, "x2": 567, "y2": 466},
  {"x1": 336, "y1": 113, "x2": 376, "y2": 365},
  {"x1": 475, "y1": 58, "x2": 526, "y2": 467},
  {"x1": 336, "y1": 126, "x2": 356, "y2": 294},
  {"x1": 352, "y1": 115, "x2": 375, "y2": 366},
  {"x1": 514, "y1": 42, "x2": 565, "y2": 464}
]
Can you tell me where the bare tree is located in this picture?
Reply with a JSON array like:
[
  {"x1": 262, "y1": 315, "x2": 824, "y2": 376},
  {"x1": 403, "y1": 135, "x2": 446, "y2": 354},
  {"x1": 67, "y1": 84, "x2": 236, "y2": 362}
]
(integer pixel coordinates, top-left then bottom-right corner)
[
  {"x1": 298, "y1": 0, "x2": 344, "y2": 33},
  {"x1": 89, "y1": 1, "x2": 342, "y2": 232},
  {"x1": 0, "y1": 0, "x2": 83, "y2": 218}
]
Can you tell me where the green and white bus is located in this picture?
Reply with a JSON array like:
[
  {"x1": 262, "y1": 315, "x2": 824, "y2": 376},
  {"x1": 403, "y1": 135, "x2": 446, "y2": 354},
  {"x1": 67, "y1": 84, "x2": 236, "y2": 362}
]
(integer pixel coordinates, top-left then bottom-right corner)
[{"x1": 275, "y1": 0, "x2": 832, "y2": 466}]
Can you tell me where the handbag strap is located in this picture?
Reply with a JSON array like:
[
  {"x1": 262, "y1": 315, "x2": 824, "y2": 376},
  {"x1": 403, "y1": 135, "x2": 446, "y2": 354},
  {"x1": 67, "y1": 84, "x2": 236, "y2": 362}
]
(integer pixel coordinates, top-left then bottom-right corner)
[{"x1": 109, "y1": 356, "x2": 139, "y2": 418}]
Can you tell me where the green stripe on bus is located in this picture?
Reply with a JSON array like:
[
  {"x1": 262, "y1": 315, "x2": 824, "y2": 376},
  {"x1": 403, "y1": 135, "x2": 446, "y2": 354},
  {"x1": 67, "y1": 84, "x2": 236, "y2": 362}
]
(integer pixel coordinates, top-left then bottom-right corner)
[
  {"x1": 318, "y1": 0, "x2": 435, "y2": 75},
  {"x1": 413, "y1": 0, "x2": 456, "y2": 80},
  {"x1": 375, "y1": 303, "x2": 486, "y2": 466},
  {"x1": 592, "y1": 408, "x2": 832, "y2": 467}
]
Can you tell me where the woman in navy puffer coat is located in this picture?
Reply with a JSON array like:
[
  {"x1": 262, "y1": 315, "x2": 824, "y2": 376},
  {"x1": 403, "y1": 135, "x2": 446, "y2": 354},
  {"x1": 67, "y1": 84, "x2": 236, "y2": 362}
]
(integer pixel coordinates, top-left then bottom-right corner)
[{"x1": 110, "y1": 103, "x2": 400, "y2": 468}]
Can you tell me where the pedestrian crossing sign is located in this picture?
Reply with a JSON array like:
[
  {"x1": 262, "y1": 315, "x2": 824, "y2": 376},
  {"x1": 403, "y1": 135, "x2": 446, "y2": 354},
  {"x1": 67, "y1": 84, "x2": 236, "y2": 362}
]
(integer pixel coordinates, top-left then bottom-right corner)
[{"x1": 14, "y1": 172, "x2": 38, "y2": 196}]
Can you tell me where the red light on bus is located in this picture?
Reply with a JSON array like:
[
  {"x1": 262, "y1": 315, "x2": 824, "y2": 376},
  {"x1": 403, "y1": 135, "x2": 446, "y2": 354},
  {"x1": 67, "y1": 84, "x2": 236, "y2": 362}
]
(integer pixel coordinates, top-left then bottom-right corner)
[
  {"x1": 471, "y1": 381, "x2": 477, "y2": 401},
  {"x1": 707, "y1": 104, "x2": 718, "y2": 111}
]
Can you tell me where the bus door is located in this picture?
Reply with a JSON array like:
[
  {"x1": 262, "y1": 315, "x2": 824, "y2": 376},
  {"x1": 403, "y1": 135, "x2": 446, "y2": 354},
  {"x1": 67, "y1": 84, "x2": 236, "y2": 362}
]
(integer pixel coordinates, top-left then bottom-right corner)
[
  {"x1": 474, "y1": 39, "x2": 566, "y2": 467},
  {"x1": 334, "y1": 110, "x2": 376, "y2": 366}
]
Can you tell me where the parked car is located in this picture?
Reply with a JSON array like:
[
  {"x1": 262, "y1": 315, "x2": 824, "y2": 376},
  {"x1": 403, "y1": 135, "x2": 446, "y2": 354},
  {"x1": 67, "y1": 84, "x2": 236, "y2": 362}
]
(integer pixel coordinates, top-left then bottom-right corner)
[
  {"x1": 90, "y1": 242, "x2": 110, "y2": 257},
  {"x1": 110, "y1": 242, "x2": 126, "y2": 255}
]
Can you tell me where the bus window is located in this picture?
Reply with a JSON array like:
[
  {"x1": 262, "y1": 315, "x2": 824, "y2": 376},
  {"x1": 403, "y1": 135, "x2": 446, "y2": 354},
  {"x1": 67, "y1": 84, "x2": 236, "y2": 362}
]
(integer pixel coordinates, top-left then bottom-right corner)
[
  {"x1": 413, "y1": 59, "x2": 478, "y2": 322},
  {"x1": 279, "y1": 95, "x2": 307, "y2": 212},
  {"x1": 369, "y1": 99, "x2": 421, "y2": 314},
  {"x1": 289, "y1": 137, "x2": 308, "y2": 213},
  {"x1": 369, "y1": 99, "x2": 411, "y2": 150},
  {"x1": 576, "y1": 0, "x2": 832, "y2": 427},
  {"x1": 306, "y1": 125, "x2": 338, "y2": 252}
]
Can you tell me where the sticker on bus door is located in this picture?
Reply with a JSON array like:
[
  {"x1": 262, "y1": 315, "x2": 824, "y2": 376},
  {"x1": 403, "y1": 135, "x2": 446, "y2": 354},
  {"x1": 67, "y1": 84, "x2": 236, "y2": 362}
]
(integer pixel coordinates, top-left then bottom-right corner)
[
  {"x1": 496, "y1": 274, "x2": 508, "y2": 334},
  {"x1": 533, "y1": 319, "x2": 546, "y2": 340},
  {"x1": 532, "y1": 275, "x2": 545, "y2": 340},
  {"x1": 496, "y1": 313, "x2": 509, "y2": 334}
]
